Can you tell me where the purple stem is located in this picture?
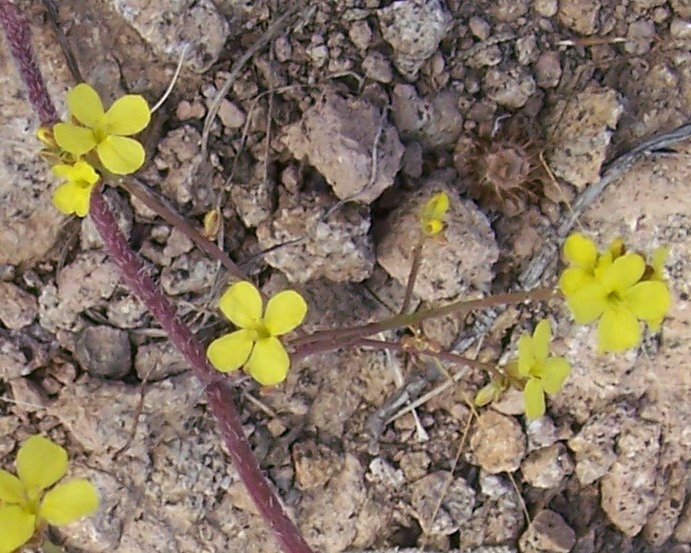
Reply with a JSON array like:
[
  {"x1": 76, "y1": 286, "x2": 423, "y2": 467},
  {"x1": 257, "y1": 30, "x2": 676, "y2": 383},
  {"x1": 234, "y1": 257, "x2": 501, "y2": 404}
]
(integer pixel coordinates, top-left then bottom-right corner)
[
  {"x1": 89, "y1": 190, "x2": 314, "y2": 553},
  {"x1": 0, "y1": 0, "x2": 58, "y2": 126}
]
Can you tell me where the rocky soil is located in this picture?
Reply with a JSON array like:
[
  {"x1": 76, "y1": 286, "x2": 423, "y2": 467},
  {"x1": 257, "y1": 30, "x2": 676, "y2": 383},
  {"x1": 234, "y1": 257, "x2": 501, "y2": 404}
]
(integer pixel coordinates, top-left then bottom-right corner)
[{"x1": 1, "y1": 1, "x2": 691, "y2": 553}]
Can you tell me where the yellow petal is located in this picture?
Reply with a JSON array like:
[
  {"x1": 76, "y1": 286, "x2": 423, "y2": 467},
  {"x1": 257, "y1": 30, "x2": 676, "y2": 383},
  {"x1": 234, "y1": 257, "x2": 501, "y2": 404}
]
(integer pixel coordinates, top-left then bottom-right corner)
[
  {"x1": 523, "y1": 378, "x2": 546, "y2": 419},
  {"x1": 39, "y1": 479, "x2": 99, "y2": 526},
  {"x1": 218, "y1": 281, "x2": 263, "y2": 329},
  {"x1": 53, "y1": 182, "x2": 87, "y2": 217},
  {"x1": 541, "y1": 357, "x2": 570, "y2": 394},
  {"x1": 517, "y1": 334, "x2": 535, "y2": 377},
  {"x1": 245, "y1": 337, "x2": 290, "y2": 386},
  {"x1": 97, "y1": 135, "x2": 146, "y2": 175},
  {"x1": 53, "y1": 123, "x2": 97, "y2": 156},
  {"x1": 600, "y1": 253, "x2": 645, "y2": 294},
  {"x1": 263, "y1": 290, "x2": 308, "y2": 336},
  {"x1": 624, "y1": 281, "x2": 671, "y2": 327},
  {"x1": 67, "y1": 83, "x2": 104, "y2": 128},
  {"x1": 422, "y1": 192, "x2": 450, "y2": 221},
  {"x1": 597, "y1": 305, "x2": 641, "y2": 353},
  {"x1": 566, "y1": 283, "x2": 608, "y2": 324},
  {"x1": 0, "y1": 470, "x2": 24, "y2": 504},
  {"x1": 532, "y1": 320, "x2": 551, "y2": 363},
  {"x1": 103, "y1": 94, "x2": 151, "y2": 135},
  {"x1": 207, "y1": 329, "x2": 254, "y2": 372},
  {"x1": 563, "y1": 233, "x2": 597, "y2": 267},
  {"x1": 558, "y1": 267, "x2": 593, "y2": 296},
  {"x1": 16, "y1": 436, "x2": 67, "y2": 493},
  {"x1": 0, "y1": 505, "x2": 35, "y2": 553}
]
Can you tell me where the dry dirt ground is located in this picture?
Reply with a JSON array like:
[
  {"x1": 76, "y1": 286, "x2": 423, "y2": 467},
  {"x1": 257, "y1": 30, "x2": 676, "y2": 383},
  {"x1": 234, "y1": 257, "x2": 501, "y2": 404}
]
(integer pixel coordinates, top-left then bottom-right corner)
[{"x1": 1, "y1": 1, "x2": 691, "y2": 553}]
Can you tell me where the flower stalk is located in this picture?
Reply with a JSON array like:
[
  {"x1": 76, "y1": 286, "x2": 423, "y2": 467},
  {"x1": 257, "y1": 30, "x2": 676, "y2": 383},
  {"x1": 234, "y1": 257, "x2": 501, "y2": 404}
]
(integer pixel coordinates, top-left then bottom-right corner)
[{"x1": 89, "y1": 190, "x2": 314, "y2": 553}]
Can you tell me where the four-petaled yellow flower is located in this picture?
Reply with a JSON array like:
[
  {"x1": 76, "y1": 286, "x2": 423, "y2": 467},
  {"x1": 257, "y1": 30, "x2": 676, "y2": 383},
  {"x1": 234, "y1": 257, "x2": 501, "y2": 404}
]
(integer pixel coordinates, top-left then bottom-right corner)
[
  {"x1": 51, "y1": 160, "x2": 100, "y2": 217},
  {"x1": 207, "y1": 281, "x2": 307, "y2": 386},
  {"x1": 53, "y1": 83, "x2": 150, "y2": 175},
  {"x1": 565, "y1": 253, "x2": 671, "y2": 353},
  {"x1": 420, "y1": 192, "x2": 450, "y2": 237},
  {"x1": 0, "y1": 435, "x2": 99, "y2": 553},
  {"x1": 517, "y1": 320, "x2": 571, "y2": 419}
]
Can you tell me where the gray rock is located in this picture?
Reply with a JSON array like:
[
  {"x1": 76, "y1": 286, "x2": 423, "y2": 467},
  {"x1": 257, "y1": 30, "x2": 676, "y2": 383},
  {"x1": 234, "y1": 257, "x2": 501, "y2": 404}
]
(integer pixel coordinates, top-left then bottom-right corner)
[
  {"x1": 282, "y1": 92, "x2": 403, "y2": 204},
  {"x1": 534, "y1": 51, "x2": 562, "y2": 89},
  {"x1": 111, "y1": 0, "x2": 229, "y2": 72},
  {"x1": 160, "y1": 252, "x2": 217, "y2": 295},
  {"x1": 230, "y1": 164, "x2": 276, "y2": 228},
  {"x1": 154, "y1": 126, "x2": 206, "y2": 205},
  {"x1": 135, "y1": 341, "x2": 187, "y2": 381},
  {"x1": 546, "y1": 86, "x2": 623, "y2": 189},
  {"x1": 600, "y1": 421, "x2": 662, "y2": 536},
  {"x1": 377, "y1": 0, "x2": 452, "y2": 80},
  {"x1": 257, "y1": 192, "x2": 375, "y2": 283},
  {"x1": 482, "y1": 64, "x2": 536, "y2": 109},
  {"x1": 391, "y1": 85, "x2": 465, "y2": 149},
  {"x1": 470, "y1": 411, "x2": 526, "y2": 474},
  {"x1": 521, "y1": 443, "x2": 574, "y2": 489},
  {"x1": 410, "y1": 472, "x2": 475, "y2": 535},
  {"x1": 0, "y1": 282, "x2": 38, "y2": 330},
  {"x1": 376, "y1": 182, "x2": 498, "y2": 302},
  {"x1": 74, "y1": 325, "x2": 132, "y2": 379},
  {"x1": 558, "y1": 0, "x2": 601, "y2": 35},
  {"x1": 519, "y1": 510, "x2": 576, "y2": 553}
]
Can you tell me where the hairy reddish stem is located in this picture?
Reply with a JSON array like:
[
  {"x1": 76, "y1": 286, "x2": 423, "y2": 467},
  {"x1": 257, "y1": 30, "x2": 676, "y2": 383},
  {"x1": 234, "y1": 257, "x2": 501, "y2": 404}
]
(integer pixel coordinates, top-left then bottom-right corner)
[
  {"x1": 89, "y1": 190, "x2": 313, "y2": 553},
  {"x1": 0, "y1": 0, "x2": 58, "y2": 126}
]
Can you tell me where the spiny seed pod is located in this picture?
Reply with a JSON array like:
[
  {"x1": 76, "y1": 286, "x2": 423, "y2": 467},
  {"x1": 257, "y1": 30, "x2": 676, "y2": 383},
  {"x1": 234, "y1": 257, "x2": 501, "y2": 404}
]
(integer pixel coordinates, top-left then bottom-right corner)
[{"x1": 453, "y1": 117, "x2": 554, "y2": 216}]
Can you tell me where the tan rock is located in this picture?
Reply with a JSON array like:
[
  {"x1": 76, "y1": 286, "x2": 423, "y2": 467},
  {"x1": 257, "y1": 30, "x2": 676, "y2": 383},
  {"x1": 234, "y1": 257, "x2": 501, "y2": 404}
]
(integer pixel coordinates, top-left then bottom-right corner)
[{"x1": 471, "y1": 411, "x2": 526, "y2": 474}]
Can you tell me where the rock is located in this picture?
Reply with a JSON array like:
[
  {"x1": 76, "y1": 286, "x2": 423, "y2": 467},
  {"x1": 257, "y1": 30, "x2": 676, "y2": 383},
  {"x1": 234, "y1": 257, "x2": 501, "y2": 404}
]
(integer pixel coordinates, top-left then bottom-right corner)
[
  {"x1": 470, "y1": 411, "x2": 526, "y2": 474},
  {"x1": 293, "y1": 440, "x2": 344, "y2": 491},
  {"x1": 521, "y1": 443, "x2": 574, "y2": 489},
  {"x1": 111, "y1": 0, "x2": 229, "y2": 72},
  {"x1": 493, "y1": 0, "x2": 529, "y2": 21},
  {"x1": 38, "y1": 252, "x2": 121, "y2": 332},
  {"x1": 534, "y1": 51, "x2": 562, "y2": 89},
  {"x1": 376, "y1": 182, "x2": 498, "y2": 302},
  {"x1": 0, "y1": 282, "x2": 38, "y2": 329},
  {"x1": 398, "y1": 451, "x2": 431, "y2": 481},
  {"x1": 0, "y1": 13, "x2": 71, "y2": 265},
  {"x1": 558, "y1": 0, "x2": 601, "y2": 35},
  {"x1": 135, "y1": 341, "x2": 187, "y2": 381},
  {"x1": 256, "y1": 192, "x2": 375, "y2": 283},
  {"x1": 534, "y1": 0, "x2": 558, "y2": 18},
  {"x1": 0, "y1": 336, "x2": 30, "y2": 380},
  {"x1": 281, "y1": 92, "x2": 403, "y2": 204},
  {"x1": 154, "y1": 126, "x2": 207, "y2": 206},
  {"x1": 410, "y1": 472, "x2": 475, "y2": 535},
  {"x1": 349, "y1": 20, "x2": 373, "y2": 50},
  {"x1": 642, "y1": 461, "x2": 686, "y2": 547},
  {"x1": 546, "y1": 86, "x2": 623, "y2": 189},
  {"x1": 230, "y1": 164, "x2": 275, "y2": 227},
  {"x1": 217, "y1": 99, "x2": 246, "y2": 129},
  {"x1": 519, "y1": 510, "x2": 576, "y2": 553},
  {"x1": 362, "y1": 52, "x2": 394, "y2": 83},
  {"x1": 526, "y1": 416, "x2": 559, "y2": 451},
  {"x1": 675, "y1": 497, "x2": 691, "y2": 542},
  {"x1": 567, "y1": 404, "x2": 632, "y2": 485},
  {"x1": 458, "y1": 473, "x2": 524, "y2": 549},
  {"x1": 600, "y1": 421, "x2": 662, "y2": 536},
  {"x1": 482, "y1": 64, "x2": 536, "y2": 109},
  {"x1": 377, "y1": 0, "x2": 452, "y2": 80},
  {"x1": 671, "y1": 0, "x2": 691, "y2": 18},
  {"x1": 391, "y1": 85, "x2": 465, "y2": 149},
  {"x1": 106, "y1": 293, "x2": 148, "y2": 329},
  {"x1": 74, "y1": 326, "x2": 132, "y2": 379},
  {"x1": 160, "y1": 252, "x2": 217, "y2": 295}
]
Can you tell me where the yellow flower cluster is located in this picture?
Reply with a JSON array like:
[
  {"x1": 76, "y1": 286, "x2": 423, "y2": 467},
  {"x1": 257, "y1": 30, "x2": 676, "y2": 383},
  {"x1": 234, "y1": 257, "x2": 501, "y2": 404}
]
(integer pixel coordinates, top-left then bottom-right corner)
[
  {"x1": 0, "y1": 436, "x2": 99, "y2": 553},
  {"x1": 475, "y1": 320, "x2": 570, "y2": 419},
  {"x1": 40, "y1": 83, "x2": 151, "y2": 217},
  {"x1": 559, "y1": 233, "x2": 671, "y2": 353},
  {"x1": 207, "y1": 281, "x2": 307, "y2": 386}
]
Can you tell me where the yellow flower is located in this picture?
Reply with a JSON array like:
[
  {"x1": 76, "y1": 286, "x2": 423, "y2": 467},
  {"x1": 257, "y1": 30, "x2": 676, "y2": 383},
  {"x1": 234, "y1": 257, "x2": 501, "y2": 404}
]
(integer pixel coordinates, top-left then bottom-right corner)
[
  {"x1": 51, "y1": 160, "x2": 100, "y2": 217},
  {"x1": 558, "y1": 233, "x2": 623, "y2": 296},
  {"x1": 517, "y1": 320, "x2": 571, "y2": 419},
  {"x1": 53, "y1": 83, "x2": 150, "y2": 175},
  {"x1": 0, "y1": 436, "x2": 99, "y2": 553},
  {"x1": 207, "y1": 281, "x2": 307, "y2": 386},
  {"x1": 420, "y1": 192, "x2": 449, "y2": 237},
  {"x1": 566, "y1": 253, "x2": 671, "y2": 352}
]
